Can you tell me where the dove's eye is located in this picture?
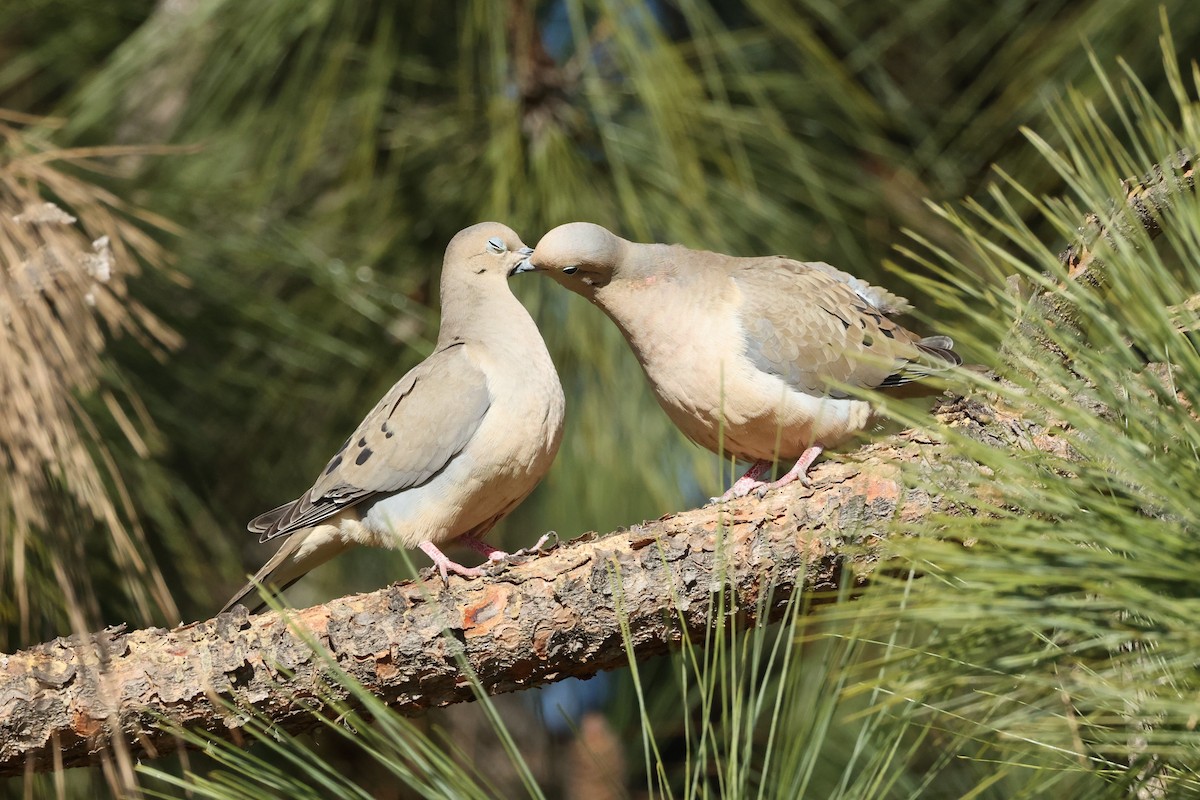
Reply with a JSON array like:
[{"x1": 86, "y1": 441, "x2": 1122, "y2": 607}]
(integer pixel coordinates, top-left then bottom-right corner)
[
  {"x1": 563, "y1": 265, "x2": 579, "y2": 275},
  {"x1": 486, "y1": 237, "x2": 506, "y2": 254}
]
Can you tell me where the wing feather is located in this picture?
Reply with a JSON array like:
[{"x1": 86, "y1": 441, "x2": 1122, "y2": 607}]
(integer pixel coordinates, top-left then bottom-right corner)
[
  {"x1": 249, "y1": 343, "x2": 491, "y2": 542},
  {"x1": 732, "y1": 258, "x2": 959, "y2": 397}
]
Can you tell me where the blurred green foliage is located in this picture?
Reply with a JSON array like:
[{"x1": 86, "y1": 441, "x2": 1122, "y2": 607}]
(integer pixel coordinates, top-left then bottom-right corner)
[
  {"x1": 5, "y1": 0, "x2": 1198, "y2": 620},
  {"x1": 3, "y1": 0, "x2": 1200, "y2": 796}
]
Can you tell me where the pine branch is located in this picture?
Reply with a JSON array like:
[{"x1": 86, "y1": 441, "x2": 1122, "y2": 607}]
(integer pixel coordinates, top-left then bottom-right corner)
[
  {"x1": 1006, "y1": 149, "x2": 1195, "y2": 360},
  {"x1": 0, "y1": 393, "x2": 1023, "y2": 777},
  {"x1": 0, "y1": 153, "x2": 1192, "y2": 777}
]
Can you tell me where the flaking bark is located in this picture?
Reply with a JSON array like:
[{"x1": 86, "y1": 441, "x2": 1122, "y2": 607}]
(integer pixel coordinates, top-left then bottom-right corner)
[
  {"x1": 0, "y1": 151, "x2": 1190, "y2": 777},
  {"x1": 0, "y1": 393, "x2": 1031, "y2": 777}
]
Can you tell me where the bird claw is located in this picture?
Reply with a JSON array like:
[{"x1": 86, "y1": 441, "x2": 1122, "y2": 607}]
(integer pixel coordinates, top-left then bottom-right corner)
[
  {"x1": 712, "y1": 451, "x2": 823, "y2": 503},
  {"x1": 710, "y1": 460, "x2": 773, "y2": 504},
  {"x1": 512, "y1": 530, "x2": 559, "y2": 556},
  {"x1": 477, "y1": 532, "x2": 559, "y2": 576},
  {"x1": 419, "y1": 541, "x2": 487, "y2": 586},
  {"x1": 752, "y1": 472, "x2": 813, "y2": 499},
  {"x1": 437, "y1": 562, "x2": 487, "y2": 585},
  {"x1": 482, "y1": 559, "x2": 509, "y2": 577},
  {"x1": 421, "y1": 564, "x2": 466, "y2": 587},
  {"x1": 710, "y1": 481, "x2": 767, "y2": 504}
]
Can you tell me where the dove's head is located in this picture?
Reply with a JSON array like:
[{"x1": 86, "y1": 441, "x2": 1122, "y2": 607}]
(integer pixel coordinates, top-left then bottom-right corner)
[
  {"x1": 515, "y1": 222, "x2": 624, "y2": 294},
  {"x1": 443, "y1": 222, "x2": 534, "y2": 281}
]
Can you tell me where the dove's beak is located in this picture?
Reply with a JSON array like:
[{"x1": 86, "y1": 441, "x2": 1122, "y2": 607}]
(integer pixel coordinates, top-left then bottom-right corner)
[{"x1": 509, "y1": 249, "x2": 537, "y2": 276}]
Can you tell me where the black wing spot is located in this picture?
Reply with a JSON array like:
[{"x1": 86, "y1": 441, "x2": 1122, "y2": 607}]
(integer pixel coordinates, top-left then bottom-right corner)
[
  {"x1": 863, "y1": 334, "x2": 874, "y2": 347},
  {"x1": 880, "y1": 327, "x2": 896, "y2": 339},
  {"x1": 854, "y1": 303, "x2": 884, "y2": 323},
  {"x1": 387, "y1": 378, "x2": 420, "y2": 418},
  {"x1": 818, "y1": 305, "x2": 851, "y2": 330},
  {"x1": 355, "y1": 448, "x2": 373, "y2": 466},
  {"x1": 383, "y1": 342, "x2": 465, "y2": 420},
  {"x1": 385, "y1": 430, "x2": 394, "y2": 438},
  {"x1": 325, "y1": 454, "x2": 343, "y2": 475},
  {"x1": 357, "y1": 437, "x2": 367, "y2": 448}
]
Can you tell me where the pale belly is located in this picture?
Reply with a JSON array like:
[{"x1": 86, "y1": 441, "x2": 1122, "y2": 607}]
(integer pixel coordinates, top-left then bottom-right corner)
[
  {"x1": 356, "y1": 385, "x2": 563, "y2": 550},
  {"x1": 647, "y1": 353, "x2": 874, "y2": 463},
  {"x1": 604, "y1": 279, "x2": 876, "y2": 464}
]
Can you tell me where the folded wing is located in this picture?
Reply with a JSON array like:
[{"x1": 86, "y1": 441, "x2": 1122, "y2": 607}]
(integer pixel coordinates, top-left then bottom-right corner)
[
  {"x1": 249, "y1": 342, "x2": 491, "y2": 542},
  {"x1": 732, "y1": 258, "x2": 960, "y2": 399}
]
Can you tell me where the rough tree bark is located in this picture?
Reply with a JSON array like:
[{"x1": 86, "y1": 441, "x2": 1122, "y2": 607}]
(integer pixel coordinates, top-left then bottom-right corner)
[
  {"x1": 0, "y1": 153, "x2": 1191, "y2": 777},
  {"x1": 0, "y1": 388, "x2": 1048, "y2": 778}
]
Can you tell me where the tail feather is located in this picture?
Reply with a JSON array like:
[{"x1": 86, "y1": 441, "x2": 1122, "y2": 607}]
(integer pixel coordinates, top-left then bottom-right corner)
[
  {"x1": 221, "y1": 526, "x2": 351, "y2": 614},
  {"x1": 915, "y1": 335, "x2": 961, "y2": 367},
  {"x1": 877, "y1": 333, "x2": 963, "y2": 389},
  {"x1": 248, "y1": 499, "x2": 299, "y2": 541},
  {"x1": 221, "y1": 572, "x2": 304, "y2": 615}
]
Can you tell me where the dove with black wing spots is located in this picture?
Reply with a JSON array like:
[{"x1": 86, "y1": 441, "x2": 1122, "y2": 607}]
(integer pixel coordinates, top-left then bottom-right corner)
[
  {"x1": 517, "y1": 222, "x2": 958, "y2": 502},
  {"x1": 223, "y1": 223, "x2": 564, "y2": 613}
]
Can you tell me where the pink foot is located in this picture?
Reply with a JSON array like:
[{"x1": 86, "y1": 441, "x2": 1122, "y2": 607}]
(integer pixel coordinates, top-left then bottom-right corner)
[
  {"x1": 511, "y1": 530, "x2": 559, "y2": 556},
  {"x1": 464, "y1": 531, "x2": 559, "y2": 562},
  {"x1": 712, "y1": 461, "x2": 771, "y2": 503},
  {"x1": 754, "y1": 445, "x2": 824, "y2": 498},
  {"x1": 461, "y1": 536, "x2": 510, "y2": 563},
  {"x1": 419, "y1": 541, "x2": 486, "y2": 583}
]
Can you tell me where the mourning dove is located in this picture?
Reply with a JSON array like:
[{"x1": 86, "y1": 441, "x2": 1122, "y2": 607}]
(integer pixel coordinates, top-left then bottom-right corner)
[
  {"x1": 516, "y1": 222, "x2": 959, "y2": 501},
  {"x1": 222, "y1": 222, "x2": 564, "y2": 613}
]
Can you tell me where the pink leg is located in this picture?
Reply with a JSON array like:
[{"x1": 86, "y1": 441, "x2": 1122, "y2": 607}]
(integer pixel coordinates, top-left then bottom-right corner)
[
  {"x1": 713, "y1": 460, "x2": 771, "y2": 503},
  {"x1": 466, "y1": 531, "x2": 559, "y2": 560},
  {"x1": 511, "y1": 530, "x2": 559, "y2": 556},
  {"x1": 756, "y1": 445, "x2": 824, "y2": 497},
  {"x1": 419, "y1": 541, "x2": 486, "y2": 583},
  {"x1": 461, "y1": 536, "x2": 510, "y2": 563}
]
